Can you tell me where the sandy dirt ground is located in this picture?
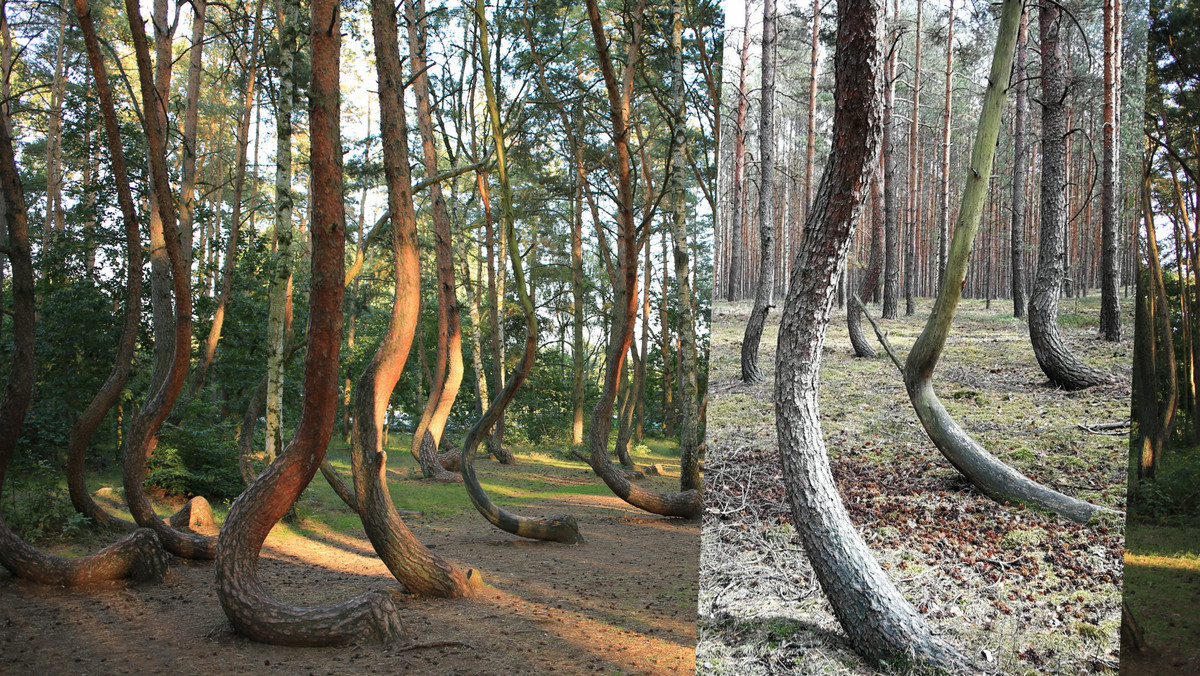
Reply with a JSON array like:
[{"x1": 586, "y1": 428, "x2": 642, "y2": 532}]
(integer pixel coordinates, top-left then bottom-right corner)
[{"x1": 0, "y1": 470, "x2": 697, "y2": 675}]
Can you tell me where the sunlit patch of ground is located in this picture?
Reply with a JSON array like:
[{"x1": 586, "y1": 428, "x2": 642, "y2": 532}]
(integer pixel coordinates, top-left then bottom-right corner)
[
  {"x1": 1, "y1": 436, "x2": 698, "y2": 675},
  {"x1": 1121, "y1": 525, "x2": 1200, "y2": 675},
  {"x1": 699, "y1": 297, "x2": 1129, "y2": 675}
]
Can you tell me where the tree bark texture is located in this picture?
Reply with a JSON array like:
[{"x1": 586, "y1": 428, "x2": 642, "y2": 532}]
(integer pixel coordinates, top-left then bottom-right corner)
[
  {"x1": 582, "y1": 0, "x2": 701, "y2": 519},
  {"x1": 265, "y1": 0, "x2": 299, "y2": 466},
  {"x1": 740, "y1": 0, "x2": 778, "y2": 384},
  {"x1": 671, "y1": 0, "x2": 702, "y2": 493},
  {"x1": 900, "y1": 0, "x2": 1107, "y2": 524},
  {"x1": 1010, "y1": 7, "x2": 1029, "y2": 319},
  {"x1": 216, "y1": 0, "x2": 408, "y2": 644},
  {"x1": 1028, "y1": 2, "x2": 1116, "y2": 390},
  {"x1": 1098, "y1": 0, "x2": 1121, "y2": 341},
  {"x1": 848, "y1": 150, "x2": 885, "y2": 358},
  {"x1": 121, "y1": 0, "x2": 216, "y2": 559},
  {"x1": 774, "y1": 0, "x2": 962, "y2": 665},
  {"x1": 67, "y1": 0, "x2": 147, "y2": 531},
  {"x1": 345, "y1": 0, "x2": 478, "y2": 595},
  {"x1": 407, "y1": 0, "x2": 465, "y2": 482}
]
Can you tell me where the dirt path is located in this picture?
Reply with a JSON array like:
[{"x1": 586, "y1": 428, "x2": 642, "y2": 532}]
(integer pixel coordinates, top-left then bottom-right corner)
[
  {"x1": 699, "y1": 299, "x2": 1129, "y2": 675},
  {"x1": 0, "y1": 459, "x2": 697, "y2": 675}
]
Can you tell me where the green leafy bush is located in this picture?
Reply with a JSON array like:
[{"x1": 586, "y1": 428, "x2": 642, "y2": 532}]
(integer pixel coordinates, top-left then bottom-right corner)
[{"x1": 145, "y1": 399, "x2": 244, "y2": 501}]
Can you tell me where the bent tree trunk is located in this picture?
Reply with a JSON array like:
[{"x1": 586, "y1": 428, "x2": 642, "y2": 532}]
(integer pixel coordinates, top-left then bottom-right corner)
[
  {"x1": 740, "y1": 0, "x2": 777, "y2": 384},
  {"x1": 901, "y1": 0, "x2": 1108, "y2": 524},
  {"x1": 67, "y1": 0, "x2": 144, "y2": 531},
  {"x1": 775, "y1": 0, "x2": 964, "y2": 667},
  {"x1": 1027, "y1": 1, "x2": 1116, "y2": 390},
  {"x1": 407, "y1": 0, "x2": 464, "y2": 482},
  {"x1": 215, "y1": 0, "x2": 407, "y2": 644},
  {"x1": 458, "y1": 0, "x2": 583, "y2": 544},
  {"x1": 340, "y1": 0, "x2": 479, "y2": 596},
  {"x1": 582, "y1": 0, "x2": 701, "y2": 519},
  {"x1": 0, "y1": 31, "x2": 169, "y2": 584},
  {"x1": 121, "y1": 0, "x2": 216, "y2": 559},
  {"x1": 848, "y1": 152, "x2": 884, "y2": 358}
]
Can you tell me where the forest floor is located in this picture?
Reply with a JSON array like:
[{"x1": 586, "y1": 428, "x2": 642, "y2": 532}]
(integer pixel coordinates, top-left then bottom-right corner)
[
  {"x1": 1120, "y1": 524, "x2": 1200, "y2": 675},
  {"x1": 0, "y1": 439, "x2": 698, "y2": 675},
  {"x1": 698, "y1": 296, "x2": 1131, "y2": 675}
]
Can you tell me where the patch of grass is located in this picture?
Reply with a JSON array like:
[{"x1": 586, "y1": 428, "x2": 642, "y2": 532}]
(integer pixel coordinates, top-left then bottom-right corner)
[
  {"x1": 999, "y1": 527, "x2": 1048, "y2": 550},
  {"x1": 1124, "y1": 525, "x2": 1200, "y2": 654}
]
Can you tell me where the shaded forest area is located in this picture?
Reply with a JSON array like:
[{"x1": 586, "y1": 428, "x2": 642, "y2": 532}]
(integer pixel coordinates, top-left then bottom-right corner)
[
  {"x1": 702, "y1": 0, "x2": 1138, "y2": 671},
  {"x1": 0, "y1": 0, "x2": 718, "y2": 668},
  {"x1": 1123, "y1": 0, "x2": 1200, "y2": 672}
]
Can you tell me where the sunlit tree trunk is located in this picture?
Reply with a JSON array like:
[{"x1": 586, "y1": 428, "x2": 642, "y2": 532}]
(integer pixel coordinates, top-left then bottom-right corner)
[
  {"x1": 1099, "y1": 0, "x2": 1121, "y2": 340},
  {"x1": 457, "y1": 0, "x2": 583, "y2": 543},
  {"x1": 216, "y1": 0, "x2": 412, "y2": 645},
  {"x1": 406, "y1": 0, "x2": 464, "y2": 481},
  {"x1": 582, "y1": 0, "x2": 700, "y2": 518}
]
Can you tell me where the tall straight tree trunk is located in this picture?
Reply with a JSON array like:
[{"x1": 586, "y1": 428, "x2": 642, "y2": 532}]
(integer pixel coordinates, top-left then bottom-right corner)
[
  {"x1": 882, "y1": 0, "x2": 900, "y2": 319},
  {"x1": 936, "y1": 0, "x2": 954, "y2": 288},
  {"x1": 661, "y1": 228, "x2": 675, "y2": 439},
  {"x1": 407, "y1": 0, "x2": 464, "y2": 480},
  {"x1": 803, "y1": 0, "x2": 819, "y2": 226},
  {"x1": 740, "y1": 0, "x2": 778, "y2": 384},
  {"x1": 904, "y1": 0, "x2": 922, "y2": 316},
  {"x1": 1028, "y1": 1, "x2": 1115, "y2": 389},
  {"x1": 775, "y1": 0, "x2": 962, "y2": 665},
  {"x1": 670, "y1": 0, "x2": 701, "y2": 492},
  {"x1": 192, "y1": 0, "x2": 266, "y2": 393},
  {"x1": 265, "y1": 0, "x2": 298, "y2": 466},
  {"x1": 727, "y1": 26, "x2": 750, "y2": 302},
  {"x1": 1098, "y1": 0, "x2": 1121, "y2": 340},
  {"x1": 1010, "y1": 7, "x2": 1029, "y2": 319},
  {"x1": 216, "y1": 0, "x2": 413, "y2": 645}
]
